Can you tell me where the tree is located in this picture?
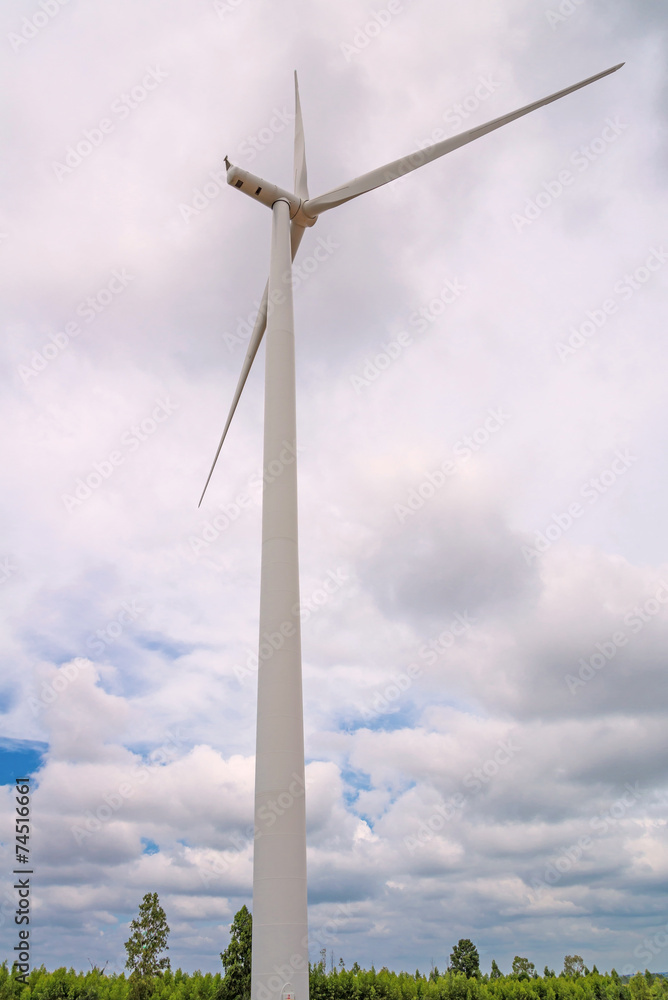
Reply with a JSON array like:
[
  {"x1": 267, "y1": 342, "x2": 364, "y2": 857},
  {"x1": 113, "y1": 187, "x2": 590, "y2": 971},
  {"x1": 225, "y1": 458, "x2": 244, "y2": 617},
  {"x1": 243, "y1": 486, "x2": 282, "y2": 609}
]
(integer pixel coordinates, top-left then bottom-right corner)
[
  {"x1": 512, "y1": 957, "x2": 536, "y2": 980},
  {"x1": 629, "y1": 973, "x2": 652, "y2": 1000},
  {"x1": 544, "y1": 967, "x2": 556, "y2": 978},
  {"x1": 124, "y1": 893, "x2": 170, "y2": 1000},
  {"x1": 563, "y1": 956, "x2": 585, "y2": 978},
  {"x1": 220, "y1": 905, "x2": 252, "y2": 1000},
  {"x1": 490, "y1": 961, "x2": 502, "y2": 980},
  {"x1": 449, "y1": 940, "x2": 480, "y2": 978}
]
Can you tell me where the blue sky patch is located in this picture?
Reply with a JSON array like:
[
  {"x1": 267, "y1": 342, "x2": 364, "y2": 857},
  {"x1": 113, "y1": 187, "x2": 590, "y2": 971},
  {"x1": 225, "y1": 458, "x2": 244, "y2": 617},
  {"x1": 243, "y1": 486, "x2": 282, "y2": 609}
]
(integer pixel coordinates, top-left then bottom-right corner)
[
  {"x1": 341, "y1": 766, "x2": 373, "y2": 792},
  {"x1": 0, "y1": 737, "x2": 47, "y2": 785},
  {"x1": 0, "y1": 688, "x2": 16, "y2": 714},
  {"x1": 138, "y1": 636, "x2": 194, "y2": 660},
  {"x1": 340, "y1": 703, "x2": 417, "y2": 733}
]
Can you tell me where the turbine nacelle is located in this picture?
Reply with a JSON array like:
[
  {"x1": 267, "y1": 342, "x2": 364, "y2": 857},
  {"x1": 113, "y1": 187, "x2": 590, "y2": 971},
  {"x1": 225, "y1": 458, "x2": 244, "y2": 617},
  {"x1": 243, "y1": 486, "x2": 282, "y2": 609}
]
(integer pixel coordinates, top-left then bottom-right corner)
[{"x1": 226, "y1": 161, "x2": 317, "y2": 228}]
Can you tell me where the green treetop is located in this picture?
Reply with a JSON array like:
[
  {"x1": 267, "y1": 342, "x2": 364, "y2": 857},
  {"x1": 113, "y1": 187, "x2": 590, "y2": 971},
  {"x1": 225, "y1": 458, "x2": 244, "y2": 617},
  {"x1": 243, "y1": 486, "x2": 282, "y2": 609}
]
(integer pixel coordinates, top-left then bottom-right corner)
[
  {"x1": 512, "y1": 956, "x2": 536, "y2": 980},
  {"x1": 124, "y1": 892, "x2": 170, "y2": 1000},
  {"x1": 563, "y1": 956, "x2": 585, "y2": 977},
  {"x1": 449, "y1": 940, "x2": 480, "y2": 978},
  {"x1": 220, "y1": 904, "x2": 253, "y2": 1000}
]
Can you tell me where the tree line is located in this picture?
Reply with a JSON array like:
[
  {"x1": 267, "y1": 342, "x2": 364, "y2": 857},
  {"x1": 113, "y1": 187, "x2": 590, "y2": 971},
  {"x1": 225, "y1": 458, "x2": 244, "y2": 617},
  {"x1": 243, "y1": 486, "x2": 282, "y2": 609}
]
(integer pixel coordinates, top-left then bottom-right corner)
[{"x1": 3, "y1": 897, "x2": 665, "y2": 1000}]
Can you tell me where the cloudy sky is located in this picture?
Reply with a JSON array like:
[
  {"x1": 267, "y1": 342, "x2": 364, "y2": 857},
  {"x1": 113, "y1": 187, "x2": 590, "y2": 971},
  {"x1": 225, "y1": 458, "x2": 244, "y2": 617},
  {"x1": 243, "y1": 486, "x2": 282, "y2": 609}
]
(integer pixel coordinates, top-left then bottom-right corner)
[{"x1": 2, "y1": 0, "x2": 667, "y2": 980}]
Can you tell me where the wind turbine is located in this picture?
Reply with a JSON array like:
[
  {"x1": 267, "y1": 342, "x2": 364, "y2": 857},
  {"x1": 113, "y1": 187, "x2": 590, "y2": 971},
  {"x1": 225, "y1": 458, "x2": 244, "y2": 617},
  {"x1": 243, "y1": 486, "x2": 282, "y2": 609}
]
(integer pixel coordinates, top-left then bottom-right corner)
[{"x1": 199, "y1": 61, "x2": 623, "y2": 1000}]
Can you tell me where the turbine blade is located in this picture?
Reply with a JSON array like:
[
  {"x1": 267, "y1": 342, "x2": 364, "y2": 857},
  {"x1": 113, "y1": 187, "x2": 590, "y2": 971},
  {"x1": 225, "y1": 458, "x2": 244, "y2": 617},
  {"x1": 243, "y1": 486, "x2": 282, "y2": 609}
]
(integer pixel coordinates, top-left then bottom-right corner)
[
  {"x1": 198, "y1": 222, "x2": 307, "y2": 506},
  {"x1": 303, "y1": 62, "x2": 624, "y2": 216},
  {"x1": 294, "y1": 71, "x2": 309, "y2": 200},
  {"x1": 198, "y1": 282, "x2": 269, "y2": 507},
  {"x1": 290, "y1": 219, "x2": 306, "y2": 258}
]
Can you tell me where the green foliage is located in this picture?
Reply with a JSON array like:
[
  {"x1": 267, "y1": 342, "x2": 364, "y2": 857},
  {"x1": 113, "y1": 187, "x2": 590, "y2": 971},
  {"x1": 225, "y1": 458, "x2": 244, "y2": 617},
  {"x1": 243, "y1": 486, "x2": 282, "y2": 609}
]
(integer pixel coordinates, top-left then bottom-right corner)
[
  {"x1": 512, "y1": 958, "x2": 536, "y2": 981},
  {"x1": 0, "y1": 965, "x2": 225, "y2": 1000},
  {"x1": 563, "y1": 958, "x2": 585, "y2": 978},
  {"x1": 3, "y1": 947, "x2": 666, "y2": 1000},
  {"x1": 124, "y1": 892, "x2": 171, "y2": 1000},
  {"x1": 219, "y1": 905, "x2": 252, "y2": 1000},
  {"x1": 449, "y1": 942, "x2": 480, "y2": 980},
  {"x1": 629, "y1": 974, "x2": 652, "y2": 1000},
  {"x1": 491, "y1": 963, "x2": 502, "y2": 981}
]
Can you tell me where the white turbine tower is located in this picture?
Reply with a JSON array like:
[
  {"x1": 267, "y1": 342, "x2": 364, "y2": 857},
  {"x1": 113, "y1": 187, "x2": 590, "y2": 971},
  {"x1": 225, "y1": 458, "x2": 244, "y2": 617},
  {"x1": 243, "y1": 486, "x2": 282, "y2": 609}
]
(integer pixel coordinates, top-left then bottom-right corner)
[{"x1": 199, "y1": 62, "x2": 624, "y2": 1000}]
